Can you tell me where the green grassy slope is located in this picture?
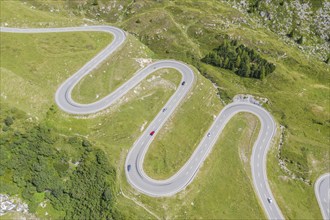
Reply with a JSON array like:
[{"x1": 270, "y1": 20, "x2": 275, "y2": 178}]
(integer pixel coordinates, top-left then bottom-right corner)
[
  {"x1": 127, "y1": 3, "x2": 326, "y2": 215},
  {"x1": 0, "y1": 31, "x2": 112, "y2": 116},
  {"x1": 144, "y1": 73, "x2": 221, "y2": 179},
  {"x1": 71, "y1": 35, "x2": 154, "y2": 103},
  {"x1": 181, "y1": 114, "x2": 264, "y2": 219},
  {"x1": 0, "y1": 1, "x2": 85, "y2": 27},
  {"x1": 1, "y1": 0, "x2": 329, "y2": 219},
  {"x1": 1, "y1": 5, "x2": 228, "y2": 218},
  {"x1": 115, "y1": 2, "x2": 329, "y2": 218},
  {"x1": 117, "y1": 114, "x2": 266, "y2": 219}
]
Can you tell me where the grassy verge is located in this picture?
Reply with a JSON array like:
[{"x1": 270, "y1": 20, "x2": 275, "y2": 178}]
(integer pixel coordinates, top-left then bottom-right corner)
[
  {"x1": 144, "y1": 72, "x2": 221, "y2": 179},
  {"x1": 267, "y1": 147, "x2": 323, "y2": 219},
  {"x1": 204, "y1": 62, "x2": 329, "y2": 219},
  {"x1": 180, "y1": 113, "x2": 264, "y2": 219},
  {"x1": 0, "y1": 31, "x2": 112, "y2": 116},
  {"x1": 71, "y1": 34, "x2": 155, "y2": 103},
  {"x1": 0, "y1": 0, "x2": 87, "y2": 27},
  {"x1": 118, "y1": 113, "x2": 264, "y2": 219}
]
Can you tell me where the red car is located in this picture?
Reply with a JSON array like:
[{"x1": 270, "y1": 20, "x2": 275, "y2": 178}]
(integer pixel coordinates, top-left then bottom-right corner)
[{"x1": 150, "y1": 131, "x2": 155, "y2": 136}]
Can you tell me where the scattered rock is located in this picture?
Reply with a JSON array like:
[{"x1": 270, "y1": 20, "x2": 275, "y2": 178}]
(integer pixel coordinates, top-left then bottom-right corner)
[
  {"x1": 233, "y1": 94, "x2": 268, "y2": 106},
  {"x1": 140, "y1": 121, "x2": 147, "y2": 132},
  {"x1": 135, "y1": 58, "x2": 152, "y2": 68},
  {"x1": 0, "y1": 194, "x2": 29, "y2": 217}
]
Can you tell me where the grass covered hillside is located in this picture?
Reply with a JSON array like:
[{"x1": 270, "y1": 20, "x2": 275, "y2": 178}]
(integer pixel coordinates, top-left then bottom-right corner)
[{"x1": 1, "y1": 0, "x2": 329, "y2": 219}]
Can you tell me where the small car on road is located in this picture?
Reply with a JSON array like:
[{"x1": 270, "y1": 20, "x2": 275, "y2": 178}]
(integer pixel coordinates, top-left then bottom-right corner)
[
  {"x1": 267, "y1": 198, "x2": 272, "y2": 203},
  {"x1": 127, "y1": 165, "x2": 131, "y2": 172},
  {"x1": 207, "y1": 132, "x2": 211, "y2": 137},
  {"x1": 150, "y1": 131, "x2": 155, "y2": 136},
  {"x1": 181, "y1": 81, "x2": 186, "y2": 85},
  {"x1": 162, "y1": 108, "x2": 167, "y2": 112}
]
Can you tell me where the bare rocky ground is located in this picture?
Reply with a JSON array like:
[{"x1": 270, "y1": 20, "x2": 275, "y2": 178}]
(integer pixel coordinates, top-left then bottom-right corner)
[
  {"x1": 233, "y1": 94, "x2": 269, "y2": 106},
  {"x1": 0, "y1": 194, "x2": 32, "y2": 217},
  {"x1": 224, "y1": 0, "x2": 330, "y2": 62}
]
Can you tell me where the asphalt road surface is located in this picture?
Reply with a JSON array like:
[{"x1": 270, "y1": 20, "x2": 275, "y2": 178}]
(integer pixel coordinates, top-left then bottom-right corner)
[
  {"x1": 2, "y1": 25, "x2": 328, "y2": 220},
  {"x1": 315, "y1": 173, "x2": 330, "y2": 220}
]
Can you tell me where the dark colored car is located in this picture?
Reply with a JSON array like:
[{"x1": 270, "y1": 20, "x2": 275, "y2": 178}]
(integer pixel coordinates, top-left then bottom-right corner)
[
  {"x1": 162, "y1": 108, "x2": 167, "y2": 112},
  {"x1": 267, "y1": 198, "x2": 272, "y2": 203},
  {"x1": 127, "y1": 165, "x2": 131, "y2": 172},
  {"x1": 150, "y1": 131, "x2": 155, "y2": 136},
  {"x1": 181, "y1": 81, "x2": 186, "y2": 85}
]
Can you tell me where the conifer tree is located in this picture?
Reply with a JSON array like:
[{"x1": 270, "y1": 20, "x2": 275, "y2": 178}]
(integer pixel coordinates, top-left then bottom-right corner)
[
  {"x1": 260, "y1": 66, "x2": 266, "y2": 80},
  {"x1": 224, "y1": 57, "x2": 229, "y2": 68},
  {"x1": 244, "y1": 63, "x2": 251, "y2": 77},
  {"x1": 236, "y1": 55, "x2": 241, "y2": 68}
]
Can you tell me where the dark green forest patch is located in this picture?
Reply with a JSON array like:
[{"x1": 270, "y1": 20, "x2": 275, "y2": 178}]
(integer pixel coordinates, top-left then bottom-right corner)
[
  {"x1": 0, "y1": 106, "x2": 120, "y2": 219},
  {"x1": 202, "y1": 39, "x2": 276, "y2": 80}
]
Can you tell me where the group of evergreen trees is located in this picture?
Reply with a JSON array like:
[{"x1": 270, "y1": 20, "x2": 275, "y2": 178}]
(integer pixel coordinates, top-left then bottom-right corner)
[
  {"x1": 201, "y1": 39, "x2": 276, "y2": 80},
  {"x1": 0, "y1": 108, "x2": 120, "y2": 219}
]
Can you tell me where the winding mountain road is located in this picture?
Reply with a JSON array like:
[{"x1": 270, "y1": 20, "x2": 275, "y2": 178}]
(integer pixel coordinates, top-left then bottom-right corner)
[{"x1": 1, "y1": 25, "x2": 329, "y2": 220}]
